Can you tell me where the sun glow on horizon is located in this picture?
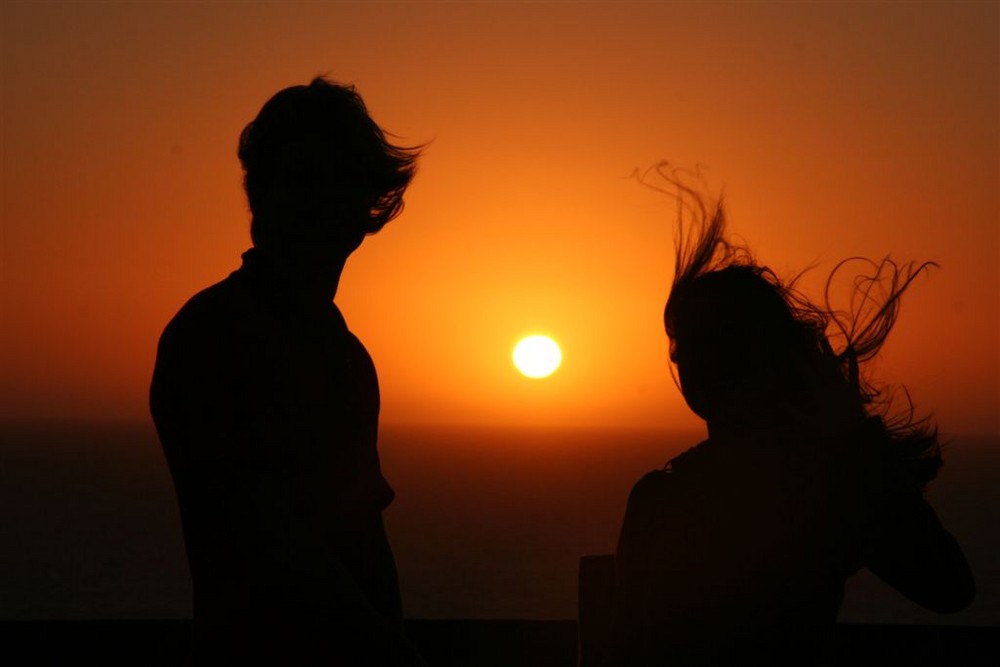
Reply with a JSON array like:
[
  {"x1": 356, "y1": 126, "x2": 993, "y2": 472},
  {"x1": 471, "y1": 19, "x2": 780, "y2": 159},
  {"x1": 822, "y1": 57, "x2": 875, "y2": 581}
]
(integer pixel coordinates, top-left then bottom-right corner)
[{"x1": 512, "y1": 335, "x2": 562, "y2": 379}]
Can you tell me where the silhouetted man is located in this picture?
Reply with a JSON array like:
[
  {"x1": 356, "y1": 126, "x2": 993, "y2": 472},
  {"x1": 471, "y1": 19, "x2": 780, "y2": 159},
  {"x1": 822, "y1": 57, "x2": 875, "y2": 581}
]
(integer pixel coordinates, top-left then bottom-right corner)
[{"x1": 150, "y1": 78, "x2": 423, "y2": 664}]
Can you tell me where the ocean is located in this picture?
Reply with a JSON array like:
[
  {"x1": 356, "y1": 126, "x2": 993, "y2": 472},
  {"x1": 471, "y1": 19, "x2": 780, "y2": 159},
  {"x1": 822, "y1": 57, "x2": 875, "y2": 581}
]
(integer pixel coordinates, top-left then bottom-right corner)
[{"x1": 1, "y1": 421, "x2": 996, "y2": 626}]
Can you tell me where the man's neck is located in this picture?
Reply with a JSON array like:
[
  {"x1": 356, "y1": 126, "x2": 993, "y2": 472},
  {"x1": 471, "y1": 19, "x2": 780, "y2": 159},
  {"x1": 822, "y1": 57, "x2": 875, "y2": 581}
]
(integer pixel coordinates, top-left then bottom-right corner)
[{"x1": 242, "y1": 246, "x2": 348, "y2": 306}]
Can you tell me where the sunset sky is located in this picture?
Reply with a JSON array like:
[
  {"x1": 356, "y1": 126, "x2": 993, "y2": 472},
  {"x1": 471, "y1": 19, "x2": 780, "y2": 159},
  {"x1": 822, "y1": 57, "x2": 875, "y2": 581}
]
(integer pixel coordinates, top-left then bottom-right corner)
[{"x1": 2, "y1": 2, "x2": 997, "y2": 435}]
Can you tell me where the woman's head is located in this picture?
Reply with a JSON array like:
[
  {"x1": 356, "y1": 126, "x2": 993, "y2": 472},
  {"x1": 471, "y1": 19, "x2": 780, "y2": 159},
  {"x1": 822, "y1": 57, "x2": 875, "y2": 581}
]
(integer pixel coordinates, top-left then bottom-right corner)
[
  {"x1": 642, "y1": 163, "x2": 828, "y2": 426},
  {"x1": 647, "y1": 162, "x2": 941, "y2": 485},
  {"x1": 665, "y1": 265, "x2": 825, "y2": 425}
]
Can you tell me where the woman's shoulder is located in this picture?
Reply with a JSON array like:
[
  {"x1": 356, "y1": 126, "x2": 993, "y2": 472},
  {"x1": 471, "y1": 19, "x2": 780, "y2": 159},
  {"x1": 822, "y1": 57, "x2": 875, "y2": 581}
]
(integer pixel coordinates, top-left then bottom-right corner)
[
  {"x1": 626, "y1": 441, "x2": 707, "y2": 502},
  {"x1": 666, "y1": 439, "x2": 713, "y2": 469},
  {"x1": 628, "y1": 468, "x2": 670, "y2": 501}
]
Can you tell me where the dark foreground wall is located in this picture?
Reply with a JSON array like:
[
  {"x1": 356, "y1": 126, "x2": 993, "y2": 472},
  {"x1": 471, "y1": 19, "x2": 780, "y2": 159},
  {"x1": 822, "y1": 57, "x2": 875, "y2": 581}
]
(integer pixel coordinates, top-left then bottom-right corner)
[{"x1": 2, "y1": 619, "x2": 996, "y2": 666}]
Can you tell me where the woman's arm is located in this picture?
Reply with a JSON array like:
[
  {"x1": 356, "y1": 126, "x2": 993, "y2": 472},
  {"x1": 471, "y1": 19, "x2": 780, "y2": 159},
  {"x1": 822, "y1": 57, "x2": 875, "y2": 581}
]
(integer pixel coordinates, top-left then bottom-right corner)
[{"x1": 863, "y1": 493, "x2": 975, "y2": 614}]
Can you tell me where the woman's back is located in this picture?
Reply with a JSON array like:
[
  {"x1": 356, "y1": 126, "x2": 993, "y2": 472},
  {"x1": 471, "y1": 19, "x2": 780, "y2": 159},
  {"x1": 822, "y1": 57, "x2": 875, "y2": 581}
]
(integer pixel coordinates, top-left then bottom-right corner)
[
  {"x1": 615, "y1": 419, "x2": 973, "y2": 665},
  {"x1": 616, "y1": 431, "x2": 847, "y2": 664},
  {"x1": 614, "y1": 166, "x2": 974, "y2": 665}
]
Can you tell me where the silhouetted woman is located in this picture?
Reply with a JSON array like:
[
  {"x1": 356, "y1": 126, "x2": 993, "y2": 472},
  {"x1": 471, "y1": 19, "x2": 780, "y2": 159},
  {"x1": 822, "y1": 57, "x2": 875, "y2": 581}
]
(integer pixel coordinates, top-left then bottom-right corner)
[{"x1": 614, "y1": 166, "x2": 974, "y2": 666}]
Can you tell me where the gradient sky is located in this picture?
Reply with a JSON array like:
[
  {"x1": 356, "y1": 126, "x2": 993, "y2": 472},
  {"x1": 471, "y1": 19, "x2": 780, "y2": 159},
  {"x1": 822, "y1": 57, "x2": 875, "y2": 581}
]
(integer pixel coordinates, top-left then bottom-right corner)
[{"x1": 2, "y1": 2, "x2": 997, "y2": 434}]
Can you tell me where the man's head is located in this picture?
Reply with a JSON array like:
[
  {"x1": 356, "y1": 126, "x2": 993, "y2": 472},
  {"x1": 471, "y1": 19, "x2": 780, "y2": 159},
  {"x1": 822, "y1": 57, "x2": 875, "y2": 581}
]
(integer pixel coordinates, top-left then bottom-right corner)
[{"x1": 238, "y1": 77, "x2": 420, "y2": 258}]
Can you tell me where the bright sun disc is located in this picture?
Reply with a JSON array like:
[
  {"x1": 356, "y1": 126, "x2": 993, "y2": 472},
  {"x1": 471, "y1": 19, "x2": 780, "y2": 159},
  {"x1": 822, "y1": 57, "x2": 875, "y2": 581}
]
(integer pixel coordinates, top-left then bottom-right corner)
[{"x1": 512, "y1": 335, "x2": 562, "y2": 379}]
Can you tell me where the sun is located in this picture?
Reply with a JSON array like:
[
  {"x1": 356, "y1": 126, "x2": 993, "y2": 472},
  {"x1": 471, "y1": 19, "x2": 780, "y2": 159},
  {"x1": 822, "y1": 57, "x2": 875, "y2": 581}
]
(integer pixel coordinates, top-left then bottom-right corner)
[{"x1": 512, "y1": 335, "x2": 562, "y2": 379}]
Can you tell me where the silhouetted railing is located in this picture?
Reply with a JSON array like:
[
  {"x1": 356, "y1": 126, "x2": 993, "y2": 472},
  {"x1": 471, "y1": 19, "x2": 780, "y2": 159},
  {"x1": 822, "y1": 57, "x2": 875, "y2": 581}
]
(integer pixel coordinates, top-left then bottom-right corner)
[{"x1": 2, "y1": 618, "x2": 996, "y2": 666}]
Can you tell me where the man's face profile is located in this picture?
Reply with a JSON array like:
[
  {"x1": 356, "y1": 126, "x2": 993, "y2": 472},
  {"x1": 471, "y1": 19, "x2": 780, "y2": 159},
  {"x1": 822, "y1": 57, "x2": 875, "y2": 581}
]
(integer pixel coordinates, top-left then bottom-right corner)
[
  {"x1": 239, "y1": 78, "x2": 421, "y2": 276},
  {"x1": 256, "y1": 162, "x2": 370, "y2": 267}
]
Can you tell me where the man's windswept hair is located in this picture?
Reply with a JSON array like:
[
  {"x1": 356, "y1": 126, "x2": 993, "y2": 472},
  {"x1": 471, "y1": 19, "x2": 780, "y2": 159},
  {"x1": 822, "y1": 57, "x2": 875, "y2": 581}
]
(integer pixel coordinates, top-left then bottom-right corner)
[
  {"x1": 238, "y1": 76, "x2": 422, "y2": 240},
  {"x1": 639, "y1": 161, "x2": 943, "y2": 487}
]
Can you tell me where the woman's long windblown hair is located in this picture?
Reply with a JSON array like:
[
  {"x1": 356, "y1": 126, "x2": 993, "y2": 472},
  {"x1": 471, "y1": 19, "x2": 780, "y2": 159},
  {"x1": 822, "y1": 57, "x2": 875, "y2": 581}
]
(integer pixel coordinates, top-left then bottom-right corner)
[{"x1": 640, "y1": 162, "x2": 943, "y2": 487}]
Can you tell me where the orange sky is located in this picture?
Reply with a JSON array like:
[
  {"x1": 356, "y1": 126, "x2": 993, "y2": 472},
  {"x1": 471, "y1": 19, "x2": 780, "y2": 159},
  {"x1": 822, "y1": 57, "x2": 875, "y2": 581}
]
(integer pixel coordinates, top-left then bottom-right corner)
[{"x1": 2, "y1": 2, "x2": 997, "y2": 434}]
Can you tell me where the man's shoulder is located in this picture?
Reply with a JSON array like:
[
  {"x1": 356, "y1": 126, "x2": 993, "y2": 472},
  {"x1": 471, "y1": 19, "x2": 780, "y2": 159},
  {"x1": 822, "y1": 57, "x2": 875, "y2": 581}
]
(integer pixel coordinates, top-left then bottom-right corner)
[
  {"x1": 344, "y1": 328, "x2": 375, "y2": 363},
  {"x1": 159, "y1": 273, "x2": 256, "y2": 348}
]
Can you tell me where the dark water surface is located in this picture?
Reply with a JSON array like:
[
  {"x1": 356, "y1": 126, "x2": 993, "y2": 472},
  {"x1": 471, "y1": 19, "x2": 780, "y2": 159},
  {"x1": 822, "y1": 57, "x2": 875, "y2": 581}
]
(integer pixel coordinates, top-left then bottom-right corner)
[{"x1": 1, "y1": 421, "x2": 996, "y2": 625}]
